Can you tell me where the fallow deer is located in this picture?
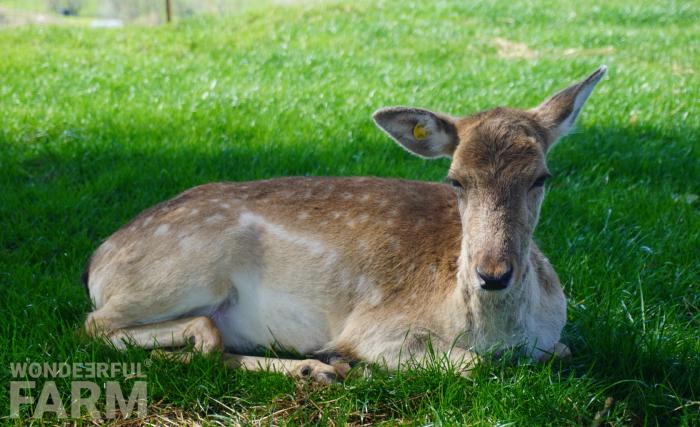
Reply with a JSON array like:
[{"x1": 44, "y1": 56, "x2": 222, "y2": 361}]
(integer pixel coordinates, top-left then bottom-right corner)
[{"x1": 83, "y1": 67, "x2": 607, "y2": 382}]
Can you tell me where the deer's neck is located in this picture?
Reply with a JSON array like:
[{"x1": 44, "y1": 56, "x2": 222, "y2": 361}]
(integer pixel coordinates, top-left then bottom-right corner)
[{"x1": 448, "y1": 240, "x2": 536, "y2": 351}]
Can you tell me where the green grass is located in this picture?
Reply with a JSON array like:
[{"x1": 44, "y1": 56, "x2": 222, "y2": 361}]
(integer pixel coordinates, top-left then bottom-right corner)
[{"x1": 1, "y1": 0, "x2": 698, "y2": 424}]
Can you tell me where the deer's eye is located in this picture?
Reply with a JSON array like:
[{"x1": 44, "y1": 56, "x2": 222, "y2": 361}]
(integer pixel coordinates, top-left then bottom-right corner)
[
  {"x1": 446, "y1": 178, "x2": 464, "y2": 189},
  {"x1": 531, "y1": 174, "x2": 551, "y2": 189}
]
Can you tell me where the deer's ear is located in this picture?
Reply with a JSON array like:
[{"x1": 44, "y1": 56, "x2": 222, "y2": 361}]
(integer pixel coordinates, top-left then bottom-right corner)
[
  {"x1": 373, "y1": 107, "x2": 459, "y2": 159},
  {"x1": 533, "y1": 66, "x2": 607, "y2": 148}
]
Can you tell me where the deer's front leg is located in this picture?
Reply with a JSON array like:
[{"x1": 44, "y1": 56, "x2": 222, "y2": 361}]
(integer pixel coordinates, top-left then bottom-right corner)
[
  {"x1": 222, "y1": 354, "x2": 349, "y2": 384},
  {"x1": 360, "y1": 333, "x2": 480, "y2": 377},
  {"x1": 536, "y1": 342, "x2": 571, "y2": 362},
  {"x1": 408, "y1": 345, "x2": 480, "y2": 377}
]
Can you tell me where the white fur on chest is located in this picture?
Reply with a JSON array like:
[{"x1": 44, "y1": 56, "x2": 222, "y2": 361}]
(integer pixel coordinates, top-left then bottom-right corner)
[
  {"x1": 466, "y1": 300, "x2": 528, "y2": 353},
  {"x1": 457, "y1": 269, "x2": 564, "y2": 357}
]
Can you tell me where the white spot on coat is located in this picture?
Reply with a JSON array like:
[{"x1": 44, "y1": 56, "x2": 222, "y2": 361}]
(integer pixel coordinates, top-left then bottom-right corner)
[
  {"x1": 178, "y1": 235, "x2": 203, "y2": 252},
  {"x1": 205, "y1": 214, "x2": 225, "y2": 224},
  {"x1": 154, "y1": 224, "x2": 170, "y2": 236},
  {"x1": 356, "y1": 275, "x2": 383, "y2": 306}
]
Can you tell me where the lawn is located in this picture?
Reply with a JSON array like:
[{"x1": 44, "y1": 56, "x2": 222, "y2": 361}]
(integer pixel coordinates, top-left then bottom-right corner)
[{"x1": 0, "y1": 0, "x2": 698, "y2": 424}]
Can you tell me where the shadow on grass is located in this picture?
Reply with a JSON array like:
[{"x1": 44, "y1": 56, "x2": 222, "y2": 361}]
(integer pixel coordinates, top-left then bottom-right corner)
[{"x1": 0, "y1": 121, "x2": 697, "y2": 422}]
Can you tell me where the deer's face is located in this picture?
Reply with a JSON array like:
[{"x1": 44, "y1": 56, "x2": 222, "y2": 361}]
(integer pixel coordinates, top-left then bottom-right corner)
[
  {"x1": 447, "y1": 110, "x2": 550, "y2": 291},
  {"x1": 373, "y1": 66, "x2": 607, "y2": 292}
]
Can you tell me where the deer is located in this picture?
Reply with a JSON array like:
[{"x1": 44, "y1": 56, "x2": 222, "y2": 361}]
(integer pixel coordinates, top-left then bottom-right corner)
[{"x1": 83, "y1": 66, "x2": 607, "y2": 383}]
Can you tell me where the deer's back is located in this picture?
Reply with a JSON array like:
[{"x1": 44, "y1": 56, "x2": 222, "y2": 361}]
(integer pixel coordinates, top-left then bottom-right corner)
[{"x1": 87, "y1": 177, "x2": 462, "y2": 315}]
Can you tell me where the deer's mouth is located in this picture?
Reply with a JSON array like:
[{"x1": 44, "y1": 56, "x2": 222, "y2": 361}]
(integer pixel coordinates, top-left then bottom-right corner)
[{"x1": 480, "y1": 281, "x2": 509, "y2": 291}]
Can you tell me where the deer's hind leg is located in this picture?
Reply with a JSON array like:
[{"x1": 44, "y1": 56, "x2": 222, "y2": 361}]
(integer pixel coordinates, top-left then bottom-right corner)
[
  {"x1": 85, "y1": 314, "x2": 223, "y2": 354},
  {"x1": 86, "y1": 303, "x2": 348, "y2": 383},
  {"x1": 90, "y1": 318, "x2": 349, "y2": 383}
]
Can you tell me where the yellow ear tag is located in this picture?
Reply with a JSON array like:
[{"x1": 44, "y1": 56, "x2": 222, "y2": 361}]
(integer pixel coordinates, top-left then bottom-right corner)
[{"x1": 413, "y1": 123, "x2": 429, "y2": 140}]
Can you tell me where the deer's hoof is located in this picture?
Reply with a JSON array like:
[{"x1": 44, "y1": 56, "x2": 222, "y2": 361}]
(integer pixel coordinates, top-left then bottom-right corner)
[{"x1": 295, "y1": 359, "x2": 340, "y2": 384}]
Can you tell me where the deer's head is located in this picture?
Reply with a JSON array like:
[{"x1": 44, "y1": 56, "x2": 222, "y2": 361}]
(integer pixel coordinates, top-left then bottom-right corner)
[{"x1": 373, "y1": 66, "x2": 606, "y2": 292}]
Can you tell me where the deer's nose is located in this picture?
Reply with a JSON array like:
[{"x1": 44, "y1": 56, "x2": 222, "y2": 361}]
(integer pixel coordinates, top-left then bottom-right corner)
[{"x1": 476, "y1": 265, "x2": 513, "y2": 291}]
